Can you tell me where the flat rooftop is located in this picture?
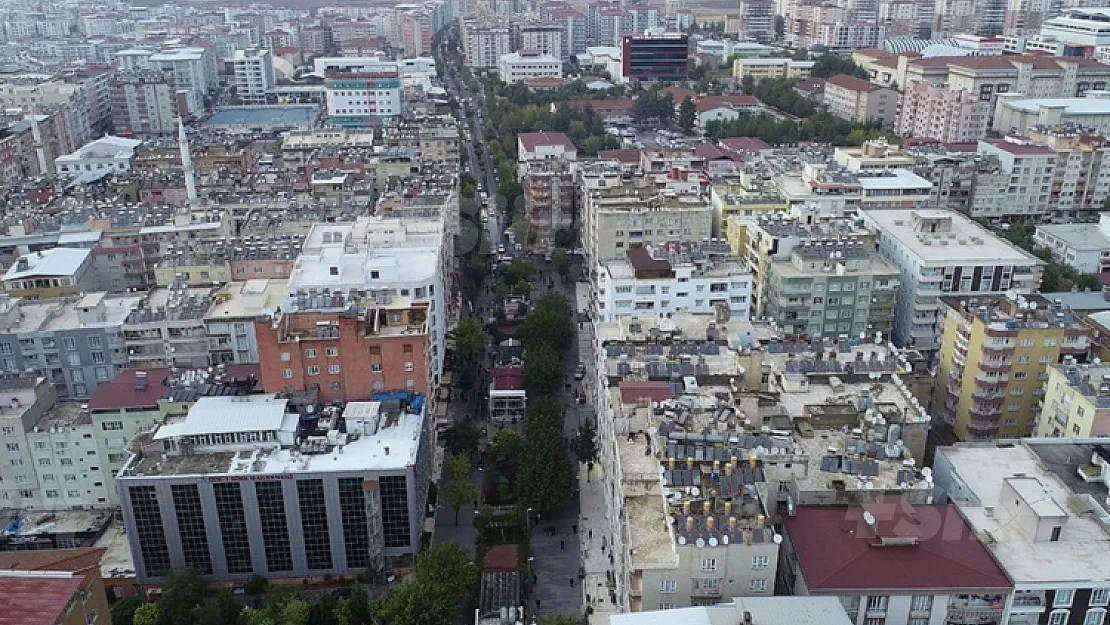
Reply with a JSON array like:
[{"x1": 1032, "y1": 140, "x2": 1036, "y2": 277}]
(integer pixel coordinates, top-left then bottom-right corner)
[
  {"x1": 206, "y1": 279, "x2": 287, "y2": 320},
  {"x1": 936, "y1": 439, "x2": 1110, "y2": 584},
  {"x1": 1037, "y1": 222, "x2": 1110, "y2": 251},
  {"x1": 610, "y1": 597, "x2": 855, "y2": 625},
  {"x1": 3, "y1": 295, "x2": 142, "y2": 334},
  {"x1": 125, "y1": 400, "x2": 423, "y2": 478},
  {"x1": 862, "y1": 209, "x2": 1041, "y2": 265}
]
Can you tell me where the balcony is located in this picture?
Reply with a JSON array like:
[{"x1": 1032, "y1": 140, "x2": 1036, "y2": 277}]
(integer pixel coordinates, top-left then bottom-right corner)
[
  {"x1": 1010, "y1": 592, "x2": 1046, "y2": 612},
  {"x1": 969, "y1": 401, "x2": 1003, "y2": 417},
  {"x1": 978, "y1": 359, "x2": 1013, "y2": 373},
  {"x1": 947, "y1": 595, "x2": 1005, "y2": 625},
  {"x1": 975, "y1": 371, "x2": 1008, "y2": 385},
  {"x1": 690, "y1": 585, "x2": 722, "y2": 598},
  {"x1": 971, "y1": 387, "x2": 1005, "y2": 400}
]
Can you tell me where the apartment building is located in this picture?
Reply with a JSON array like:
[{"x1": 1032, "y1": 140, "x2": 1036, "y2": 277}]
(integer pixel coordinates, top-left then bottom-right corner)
[
  {"x1": 552, "y1": 8, "x2": 588, "y2": 56},
  {"x1": 147, "y1": 47, "x2": 218, "y2": 115},
  {"x1": 110, "y1": 70, "x2": 188, "y2": 135},
  {"x1": 861, "y1": 209, "x2": 1043, "y2": 352},
  {"x1": 935, "y1": 294, "x2": 1092, "y2": 441},
  {"x1": 323, "y1": 60, "x2": 401, "y2": 127},
  {"x1": 118, "y1": 395, "x2": 433, "y2": 581},
  {"x1": 523, "y1": 159, "x2": 575, "y2": 252},
  {"x1": 1039, "y1": 363, "x2": 1110, "y2": 438},
  {"x1": 2, "y1": 248, "x2": 96, "y2": 299},
  {"x1": 122, "y1": 283, "x2": 214, "y2": 370},
  {"x1": 731, "y1": 58, "x2": 815, "y2": 83},
  {"x1": 781, "y1": 500, "x2": 1013, "y2": 625},
  {"x1": 896, "y1": 82, "x2": 991, "y2": 143},
  {"x1": 517, "y1": 132, "x2": 577, "y2": 179},
  {"x1": 764, "y1": 236, "x2": 899, "y2": 341},
  {"x1": 519, "y1": 25, "x2": 565, "y2": 60},
  {"x1": 206, "y1": 279, "x2": 287, "y2": 364},
  {"x1": 932, "y1": 438, "x2": 1110, "y2": 625},
  {"x1": 498, "y1": 50, "x2": 562, "y2": 84},
  {"x1": 462, "y1": 21, "x2": 512, "y2": 70},
  {"x1": 823, "y1": 74, "x2": 898, "y2": 128},
  {"x1": 596, "y1": 244, "x2": 751, "y2": 322},
  {"x1": 579, "y1": 164, "x2": 714, "y2": 267},
  {"x1": 229, "y1": 48, "x2": 275, "y2": 104},
  {"x1": 284, "y1": 217, "x2": 448, "y2": 389},
  {"x1": 735, "y1": 0, "x2": 776, "y2": 42},
  {"x1": 1034, "y1": 213, "x2": 1110, "y2": 274}
]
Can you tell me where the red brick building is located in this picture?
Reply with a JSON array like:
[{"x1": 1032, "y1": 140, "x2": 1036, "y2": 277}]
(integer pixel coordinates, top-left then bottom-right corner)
[{"x1": 255, "y1": 303, "x2": 431, "y2": 403}]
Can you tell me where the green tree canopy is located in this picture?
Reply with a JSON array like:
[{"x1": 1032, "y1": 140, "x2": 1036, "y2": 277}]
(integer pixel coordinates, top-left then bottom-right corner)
[
  {"x1": 678, "y1": 96, "x2": 697, "y2": 133},
  {"x1": 521, "y1": 292, "x2": 574, "y2": 351}
]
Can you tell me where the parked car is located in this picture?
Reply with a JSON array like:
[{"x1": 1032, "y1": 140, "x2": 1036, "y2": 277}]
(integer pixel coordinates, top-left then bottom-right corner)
[{"x1": 573, "y1": 364, "x2": 586, "y2": 380}]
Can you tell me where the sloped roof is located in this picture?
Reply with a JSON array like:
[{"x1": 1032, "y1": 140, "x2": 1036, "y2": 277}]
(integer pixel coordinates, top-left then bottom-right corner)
[
  {"x1": 0, "y1": 575, "x2": 85, "y2": 625},
  {"x1": 826, "y1": 74, "x2": 883, "y2": 93},
  {"x1": 785, "y1": 502, "x2": 1012, "y2": 592},
  {"x1": 619, "y1": 381, "x2": 673, "y2": 404},
  {"x1": 518, "y1": 131, "x2": 576, "y2": 153},
  {"x1": 3, "y1": 247, "x2": 90, "y2": 281}
]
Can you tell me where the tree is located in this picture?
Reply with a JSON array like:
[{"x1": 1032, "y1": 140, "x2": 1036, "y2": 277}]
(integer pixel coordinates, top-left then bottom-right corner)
[
  {"x1": 522, "y1": 344, "x2": 562, "y2": 397},
  {"x1": 111, "y1": 597, "x2": 143, "y2": 625},
  {"x1": 454, "y1": 318, "x2": 484, "y2": 388},
  {"x1": 193, "y1": 588, "x2": 245, "y2": 625},
  {"x1": 245, "y1": 573, "x2": 270, "y2": 595},
  {"x1": 134, "y1": 603, "x2": 160, "y2": 625},
  {"x1": 336, "y1": 587, "x2": 371, "y2": 625},
  {"x1": 553, "y1": 228, "x2": 577, "y2": 249},
  {"x1": 811, "y1": 55, "x2": 868, "y2": 79},
  {"x1": 373, "y1": 544, "x2": 479, "y2": 625},
  {"x1": 159, "y1": 568, "x2": 206, "y2": 625},
  {"x1": 678, "y1": 96, "x2": 697, "y2": 133},
  {"x1": 522, "y1": 292, "x2": 574, "y2": 351},
  {"x1": 442, "y1": 454, "x2": 479, "y2": 525},
  {"x1": 576, "y1": 419, "x2": 598, "y2": 465},
  {"x1": 442, "y1": 422, "x2": 481, "y2": 456},
  {"x1": 518, "y1": 430, "x2": 574, "y2": 514},
  {"x1": 550, "y1": 248, "x2": 571, "y2": 281},
  {"x1": 307, "y1": 593, "x2": 338, "y2": 625}
]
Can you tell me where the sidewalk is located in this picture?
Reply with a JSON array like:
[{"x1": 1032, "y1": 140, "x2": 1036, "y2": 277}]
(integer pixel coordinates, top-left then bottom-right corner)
[{"x1": 579, "y1": 463, "x2": 617, "y2": 625}]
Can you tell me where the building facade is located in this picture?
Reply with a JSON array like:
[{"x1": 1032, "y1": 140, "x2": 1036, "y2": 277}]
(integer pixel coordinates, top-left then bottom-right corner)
[
  {"x1": 229, "y1": 48, "x2": 275, "y2": 104},
  {"x1": 823, "y1": 74, "x2": 898, "y2": 128},
  {"x1": 896, "y1": 82, "x2": 991, "y2": 143},
  {"x1": 1038, "y1": 363, "x2": 1110, "y2": 438}
]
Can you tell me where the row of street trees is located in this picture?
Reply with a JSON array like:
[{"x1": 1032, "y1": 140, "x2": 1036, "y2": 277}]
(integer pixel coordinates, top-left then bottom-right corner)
[{"x1": 113, "y1": 544, "x2": 477, "y2": 625}]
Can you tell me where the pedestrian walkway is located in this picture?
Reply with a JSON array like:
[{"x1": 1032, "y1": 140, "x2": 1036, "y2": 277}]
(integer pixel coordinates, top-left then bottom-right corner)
[
  {"x1": 579, "y1": 463, "x2": 617, "y2": 625},
  {"x1": 530, "y1": 509, "x2": 583, "y2": 621}
]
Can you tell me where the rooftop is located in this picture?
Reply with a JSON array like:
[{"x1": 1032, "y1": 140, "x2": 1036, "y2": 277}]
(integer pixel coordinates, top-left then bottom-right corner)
[
  {"x1": 936, "y1": 439, "x2": 1110, "y2": 584},
  {"x1": 205, "y1": 279, "x2": 287, "y2": 320},
  {"x1": 1036, "y1": 222, "x2": 1110, "y2": 251},
  {"x1": 518, "y1": 131, "x2": 576, "y2": 153},
  {"x1": 609, "y1": 596, "x2": 856, "y2": 625},
  {"x1": 826, "y1": 74, "x2": 885, "y2": 93},
  {"x1": 939, "y1": 292, "x2": 1089, "y2": 332},
  {"x1": 786, "y1": 500, "x2": 1011, "y2": 592},
  {"x1": 87, "y1": 365, "x2": 259, "y2": 412},
  {"x1": 998, "y1": 97, "x2": 1110, "y2": 115},
  {"x1": 861, "y1": 209, "x2": 1042, "y2": 265},
  {"x1": 0, "y1": 574, "x2": 85, "y2": 625},
  {"x1": 124, "y1": 398, "x2": 425, "y2": 478},
  {"x1": 3, "y1": 247, "x2": 90, "y2": 281}
]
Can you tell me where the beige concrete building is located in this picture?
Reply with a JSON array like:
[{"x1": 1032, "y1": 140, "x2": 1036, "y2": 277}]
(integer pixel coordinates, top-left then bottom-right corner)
[
  {"x1": 731, "y1": 57, "x2": 815, "y2": 83},
  {"x1": 896, "y1": 82, "x2": 991, "y2": 142},
  {"x1": 823, "y1": 74, "x2": 899, "y2": 128},
  {"x1": 1038, "y1": 363, "x2": 1110, "y2": 438}
]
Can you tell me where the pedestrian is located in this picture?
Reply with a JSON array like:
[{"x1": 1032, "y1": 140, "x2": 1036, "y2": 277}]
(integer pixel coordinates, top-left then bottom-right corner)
[
  {"x1": 560, "y1": 540, "x2": 565, "y2": 550},
  {"x1": 533, "y1": 574, "x2": 538, "y2": 585},
  {"x1": 570, "y1": 578, "x2": 574, "y2": 587},
  {"x1": 573, "y1": 524, "x2": 578, "y2": 534},
  {"x1": 536, "y1": 599, "x2": 541, "y2": 610},
  {"x1": 588, "y1": 529, "x2": 593, "y2": 540},
  {"x1": 601, "y1": 543, "x2": 606, "y2": 553}
]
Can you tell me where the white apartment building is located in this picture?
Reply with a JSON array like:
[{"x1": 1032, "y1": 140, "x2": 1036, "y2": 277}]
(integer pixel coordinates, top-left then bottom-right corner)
[
  {"x1": 731, "y1": 57, "x2": 814, "y2": 83},
  {"x1": 229, "y1": 49, "x2": 275, "y2": 104},
  {"x1": 286, "y1": 216, "x2": 448, "y2": 387},
  {"x1": 497, "y1": 50, "x2": 563, "y2": 84},
  {"x1": 1034, "y1": 213, "x2": 1110, "y2": 274},
  {"x1": 462, "y1": 22, "x2": 512, "y2": 70},
  {"x1": 596, "y1": 244, "x2": 752, "y2": 322},
  {"x1": 323, "y1": 61, "x2": 402, "y2": 127},
  {"x1": 933, "y1": 439, "x2": 1110, "y2": 625},
  {"x1": 861, "y1": 209, "x2": 1043, "y2": 351},
  {"x1": 520, "y1": 25, "x2": 565, "y2": 60},
  {"x1": 896, "y1": 82, "x2": 991, "y2": 143},
  {"x1": 148, "y1": 47, "x2": 218, "y2": 114},
  {"x1": 1040, "y1": 8, "x2": 1110, "y2": 47}
]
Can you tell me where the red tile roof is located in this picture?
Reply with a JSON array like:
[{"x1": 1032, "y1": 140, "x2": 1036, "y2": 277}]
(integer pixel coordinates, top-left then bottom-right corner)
[
  {"x1": 482, "y1": 544, "x2": 520, "y2": 572},
  {"x1": 0, "y1": 575, "x2": 85, "y2": 625},
  {"x1": 981, "y1": 139, "x2": 1056, "y2": 156},
  {"x1": 826, "y1": 74, "x2": 884, "y2": 93},
  {"x1": 619, "y1": 381, "x2": 673, "y2": 404},
  {"x1": 88, "y1": 365, "x2": 261, "y2": 412},
  {"x1": 793, "y1": 78, "x2": 826, "y2": 95},
  {"x1": 660, "y1": 86, "x2": 698, "y2": 103},
  {"x1": 785, "y1": 501, "x2": 1012, "y2": 592},
  {"x1": 597, "y1": 149, "x2": 643, "y2": 163},
  {"x1": 0, "y1": 548, "x2": 105, "y2": 574},
  {"x1": 719, "y1": 136, "x2": 772, "y2": 153},
  {"x1": 695, "y1": 144, "x2": 742, "y2": 162},
  {"x1": 518, "y1": 131, "x2": 576, "y2": 153},
  {"x1": 559, "y1": 99, "x2": 635, "y2": 111},
  {"x1": 492, "y1": 367, "x2": 523, "y2": 391}
]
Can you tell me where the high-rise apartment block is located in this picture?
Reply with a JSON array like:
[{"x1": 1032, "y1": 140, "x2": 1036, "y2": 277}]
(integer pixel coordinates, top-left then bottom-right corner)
[
  {"x1": 897, "y1": 82, "x2": 991, "y2": 143},
  {"x1": 229, "y1": 48, "x2": 275, "y2": 104}
]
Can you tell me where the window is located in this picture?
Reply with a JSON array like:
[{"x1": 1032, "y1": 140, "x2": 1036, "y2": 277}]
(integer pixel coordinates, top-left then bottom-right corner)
[
  {"x1": 60, "y1": 458, "x2": 72, "y2": 466},
  {"x1": 305, "y1": 349, "x2": 317, "y2": 359},
  {"x1": 307, "y1": 366, "x2": 320, "y2": 376},
  {"x1": 0, "y1": 427, "x2": 12, "y2": 436},
  {"x1": 657, "y1": 603, "x2": 676, "y2": 610},
  {"x1": 42, "y1": 474, "x2": 54, "y2": 482},
  {"x1": 372, "y1": 381, "x2": 384, "y2": 391},
  {"x1": 67, "y1": 353, "x2": 81, "y2": 367},
  {"x1": 280, "y1": 352, "x2": 290, "y2": 362},
  {"x1": 67, "y1": 490, "x2": 79, "y2": 498},
  {"x1": 282, "y1": 369, "x2": 293, "y2": 379},
  {"x1": 701, "y1": 558, "x2": 717, "y2": 572},
  {"x1": 37, "y1": 458, "x2": 50, "y2": 466},
  {"x1": 1055, "y1": 590, "x2": 1075, "y2": 607},
  {"x1": 865, "y1": 619, "x2": 885, "y2": 625},
  {"x1": 911, "y1": 596, "x2": 933, "y2": 612},
  {"x1": 1093, "y1": 589, "x2": 1110, "y2": 607},
  {"x1": 404, "y1": 362, "x2": 414, "y2": 372},
  {"x1": 5, "y1": 443, "x2": 18, "y2": 452},
  {"x1": 1050, "y1": 611, "x2": 1070, "y2": 625},
  {"x1": 102, "y1": 421, "x2": 123, "y2": 431},
  {"x1": 371, "y1": 364, "x2": 382, "y2": 373},
  {"x1": 749, "y1": 579, "x2": 766, "y2": 593},
  {"x1": 326, "y1": 347, "x2": 339, "y2": 357},
  {"x1": 867, "y1": 596, "x2": 888, "y2": 612},
  {"x1": 64, "y1": 474, "x2": 76, "y2": 482},
  {"x1": 658, "y1": 580, "x2": 677, "y2": 593},
  {"x1": 1086, "y1": 610, "x2": 1107, "y2": 625},
  {"x1": 45, "y1": 489, "x2": 58, "y2": 498},
  {"x1": 88, "y1": 336, "x2": 101, "y2": 349},
  {"x1": 328, "y1": 365, "x2": 340, "y2": 375},
  {"x1": 752, "y1": 555, "x2": 769, "y2": 569},
  {"x1": 55, "y1": 442, "x2": 67, "y2": 452},
  {"x1": 403, "y1": 344, "x2": 413, "y2": 355},
  {"x1": 63, "y1": 337, "x2": 76, "y2": 350}
]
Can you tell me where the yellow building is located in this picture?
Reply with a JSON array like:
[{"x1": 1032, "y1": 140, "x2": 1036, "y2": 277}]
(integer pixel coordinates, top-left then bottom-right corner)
[
  {"x1": 1037, "y1": 363, "x2": 1110, "y2": 438},
  {"x1": 731, "y1": 57, "x2": 815, "y2": 82},
  {"x1": 935, "y1": 294, "x2": 1092, "y2": 441},
  {"x1": 1, "y1": 247, "x2": 95, "y2": 300}
]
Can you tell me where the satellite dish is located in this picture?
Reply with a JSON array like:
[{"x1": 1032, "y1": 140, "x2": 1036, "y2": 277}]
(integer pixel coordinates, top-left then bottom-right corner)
[
  {"x1": 773, "y1": 534, "x2": 783, "y2": 544},
  {"x1": 696, "y1": 538, "x2": 706, "y2": 548},
  {"x1": 864, "y1": 481, "x2": 874, "y2": 490},
  {"x1": 921, "y1": 467, "x2": 933, "y2": 478},
  {"x1": 691, "y1": 486, "x2": 700, "y2": 496},
  {"x1": 771, "y1": 446, "x2": 780, "y2": 455},
  {"x1": 708, "y1": 537, "x2": 719, "y2": 547},
  {"x1": 722, "y1": 534, "x2": 729, "y2": 545},
  {"x1": 863, "y1": 510, "x2": 876, "y2": 525},
  {"x1": 667, "y1": 515, "x2": 676, "y2": 525},
  {"x1": 678, "y1": 535, "x2": 687, "y2": 545}
]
